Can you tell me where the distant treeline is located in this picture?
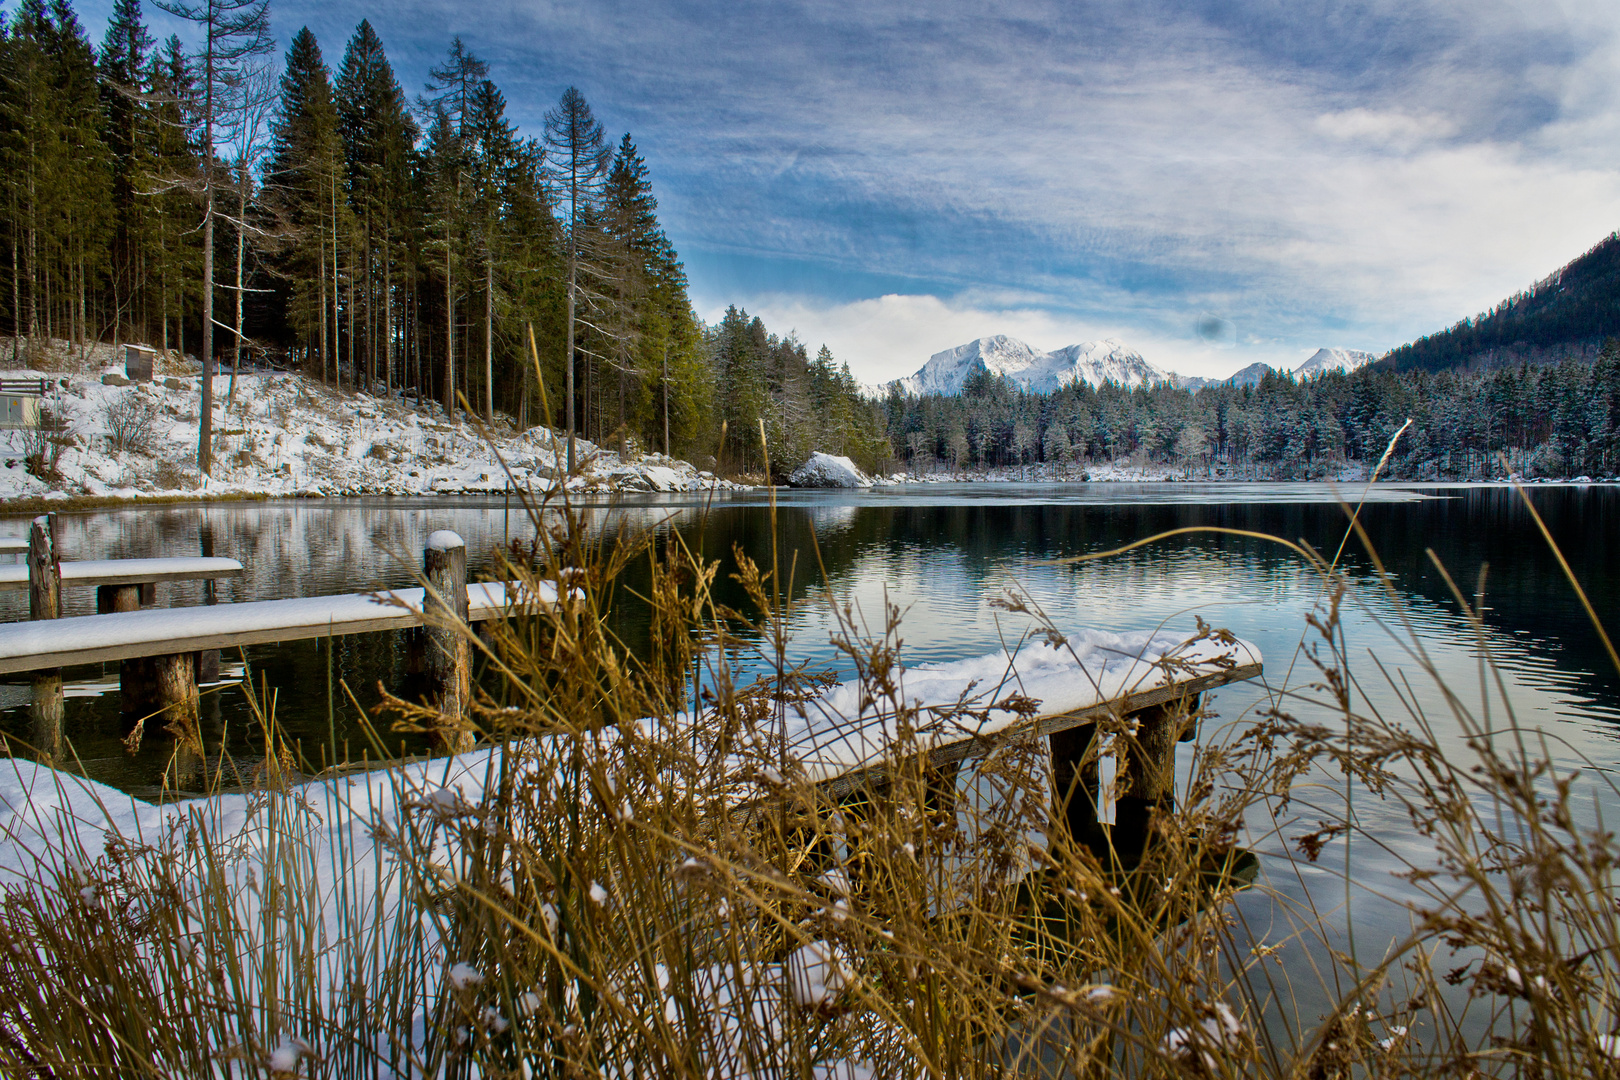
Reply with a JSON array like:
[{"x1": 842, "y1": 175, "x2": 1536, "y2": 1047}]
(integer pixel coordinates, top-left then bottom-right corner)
[
  {"x1": 1383, "y1": 232, "x2": 1620, "y2": 374},
  {"x1": 0, "y1": 0, "x2": 880, "y2": 475},
  {"x1": 881, "y1": 342, "x2": 1620, "y2": 480}
]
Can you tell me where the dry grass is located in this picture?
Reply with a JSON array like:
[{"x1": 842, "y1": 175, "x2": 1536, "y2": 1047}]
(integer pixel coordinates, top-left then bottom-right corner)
[{"x1": 0, "y1": 476, "x2": 1615, "y2": 1078}]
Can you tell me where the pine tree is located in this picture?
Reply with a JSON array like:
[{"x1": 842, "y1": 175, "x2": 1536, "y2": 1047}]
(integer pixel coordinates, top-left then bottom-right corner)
[
  {"x1": 335, "y1": 19, "x2": 413, "y2": 391},
  {"x1": 543, "y1": 85, "x2": 609, "y2": 471},
  {"x1": 98, "y1": 0, "x2": 154, "y2": 342},
  {"x1": 153, "y1": 0, "x2": 273, "y2": 474},
  {"x1": 264, "y1": 27, "x2": 342, "y2": 381}
]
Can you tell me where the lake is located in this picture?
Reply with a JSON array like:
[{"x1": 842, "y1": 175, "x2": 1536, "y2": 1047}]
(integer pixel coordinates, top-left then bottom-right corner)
[
  {"x1": 2, "y1": 483, "x2": 1616, "y2": 794},
  {"x1": 4, "y1": 482, "x2": 1617, "y2": 1043}
]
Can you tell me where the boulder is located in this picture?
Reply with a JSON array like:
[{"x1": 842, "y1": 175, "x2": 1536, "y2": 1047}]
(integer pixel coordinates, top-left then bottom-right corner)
[
  {"x1": 787, "y1": 452, "x2": 872, "y2": 489},
  {"x1": 101, "y1": 372, "x2": 130, "y2": 387}
]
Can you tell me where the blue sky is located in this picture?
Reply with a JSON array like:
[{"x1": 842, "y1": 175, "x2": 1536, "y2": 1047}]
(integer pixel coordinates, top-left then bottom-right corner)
[{"x1": 77, "y1": 0, "x2": 1620, "y2": 381}]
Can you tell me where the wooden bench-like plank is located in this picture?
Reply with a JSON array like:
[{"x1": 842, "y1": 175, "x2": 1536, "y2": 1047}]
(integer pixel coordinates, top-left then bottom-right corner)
[
  {"x1": 0, "y1": 538, "x2": 27, "y2": 554},
  {"x1": 816, "y1": 660, "x2": 1261, "y2": 798},
  {"x1": 753, "y1": 633, "x2": 1265, "y2": 791},
  {"x1": 0, "y1": 557, "x2": 245, "y2": 591},
  {"x1": 0, "y1": 580, "x2": 561, "y2": 674}
]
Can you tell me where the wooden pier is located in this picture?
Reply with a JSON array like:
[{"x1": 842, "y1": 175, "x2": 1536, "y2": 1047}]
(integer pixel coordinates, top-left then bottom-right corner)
[{"x1": 0, "y1": 522, "x2": 567, "y2": 755}]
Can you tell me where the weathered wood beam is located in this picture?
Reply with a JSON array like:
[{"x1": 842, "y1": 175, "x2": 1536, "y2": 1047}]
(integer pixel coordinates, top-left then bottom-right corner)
[
  {"x1": 423, "y1": 530, "x2": 473, "y2": 753},
  {"x1": 28, "y1": 515, "x2": 62, "y2": 762}
]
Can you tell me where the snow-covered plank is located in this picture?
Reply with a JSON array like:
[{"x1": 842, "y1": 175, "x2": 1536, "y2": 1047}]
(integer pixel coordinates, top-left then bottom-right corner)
[
  {"x1": 763, "y1": 630, "x2": 1263, "y2": 790},
  {"x1": 0, "y1": 579, "x2": 560, "y2": 674},
  {"x1": 0, "y1": 538, "x2": 26, "y2": 553},
  {"x1": 0, "y1": 556, "x2": 244, "y2": 591}
]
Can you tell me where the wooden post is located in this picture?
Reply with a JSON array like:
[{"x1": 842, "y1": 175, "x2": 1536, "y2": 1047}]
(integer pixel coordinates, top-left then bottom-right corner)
[
  {"x1": 1050, "y1": 723, "x2": 1102, "y2": 854},
  {"x1": 1113, "y1": 696, "x2": 1198, "y2": 858},
  {"x1": 122, "y1": 653, "x2": 200, "y2": 751},
  {"x1": 424, "y1": 530, "x2": 473, "y2": 753},
  {"x1": 97, "y1": 583, "x2": 141, "y2": 613},
  {"x1": 196, "y1": 524, "x2": 220, "y2": 683},
  {"x1": 28, "y1": 514, "x2": 62, "y2": 761}
]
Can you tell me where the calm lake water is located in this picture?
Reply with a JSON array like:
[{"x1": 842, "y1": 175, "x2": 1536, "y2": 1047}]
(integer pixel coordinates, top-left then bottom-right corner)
[
  {"x1": 2, "y1": 483, "x2": 1617, "y2": 794},
  {"x1": 4, "y1": 481, "x2": 1618, "y2": 1043}
]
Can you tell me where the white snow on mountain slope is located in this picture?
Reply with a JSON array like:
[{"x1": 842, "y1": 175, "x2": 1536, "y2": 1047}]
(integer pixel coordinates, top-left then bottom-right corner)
[
  {"x1": 1224, "y1": 362, "x2": 1274, "y2": 387},
  {"x1": 1294, "y1": 348, "x2": 1379, "y2": 378},
  {"x1": 891, "y1": 335, "x2": 1184, "y2": 396}
]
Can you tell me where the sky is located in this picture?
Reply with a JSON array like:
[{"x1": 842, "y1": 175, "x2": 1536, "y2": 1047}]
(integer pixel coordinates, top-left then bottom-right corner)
[{"x1": 75, "y1": 0, "x2": 1620, "y2": 383}]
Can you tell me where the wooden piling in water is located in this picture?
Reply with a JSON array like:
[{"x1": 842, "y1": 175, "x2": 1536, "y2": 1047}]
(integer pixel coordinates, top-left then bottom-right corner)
[
  {"x1": 122, "y1": 652, "x2": 200, "y2": 747},
  {"x1": 1051, "y1": 692, "x2": 1201, "y2": 862},
  {"x1": 28, "y1": 515, "x2": 62, "y2": 761},
  {"x1": 424, "y1": 530, "x2": 473, "y2": 753}
]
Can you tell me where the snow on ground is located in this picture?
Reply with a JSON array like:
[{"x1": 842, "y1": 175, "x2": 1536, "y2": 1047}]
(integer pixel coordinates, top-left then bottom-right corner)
[
  {"x1": 0, "y1": 341, "x2": 743, "y2": 504},
  {"x1": 0, "y1": 624, "x2": 1247, "y2": 1073}
]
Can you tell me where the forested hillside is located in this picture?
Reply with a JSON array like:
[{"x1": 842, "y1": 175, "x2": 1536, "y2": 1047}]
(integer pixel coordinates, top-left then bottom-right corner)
[
  {"x1": 0, "y1": 0, "x2": 882, "y2": 477},
  {"x1": 1382, "y1": 231, "x2": 1620, "y2": 373},
  {"x1": 884, "y1": 343, "x2": 1620, "y2": 480}
]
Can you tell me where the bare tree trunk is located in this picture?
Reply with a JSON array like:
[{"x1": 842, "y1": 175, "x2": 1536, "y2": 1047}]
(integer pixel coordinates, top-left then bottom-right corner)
[
  {"x1": 566, "y1": 257, "x2": 576, "y2": 471},
  {"x1": 485, "y1": 255, "x2": 493, "y2": 422},
  {"x1": 331, "y1": 171, "x2": 340, "y2": 392},
  {"x1": 230, "y1": 160, "x2": 245, "y2": 405},
  {"x1": 319, "y1": 237, "x2": 328, "y2": 385},
  {"x1": 443, "y1": 216, "x2": 454, "y2": 419},
  {"x1": 384, "y1": 224, "x2": 393, "y2": 395}
]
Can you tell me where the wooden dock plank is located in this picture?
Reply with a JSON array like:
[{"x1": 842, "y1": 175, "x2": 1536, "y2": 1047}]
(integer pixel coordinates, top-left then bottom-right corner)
[
  {"x1": 816, "y1": 660, "x2": 1261, "y2": 798},
  {"x1": 0, "y1": 557, "x2": 244, "y2": 591},
  {"x1": 0, "y1": 580, "x2": 561, "y2": 674}
]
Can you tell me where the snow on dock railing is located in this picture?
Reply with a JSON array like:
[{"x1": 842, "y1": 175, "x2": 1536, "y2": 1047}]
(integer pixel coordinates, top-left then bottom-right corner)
[
  {"x1": 0, "y1": 579, "x2": 569, "y2": 675},
  {"x1": 0, "y1": 556, "x2": 244, "y2": 591}
]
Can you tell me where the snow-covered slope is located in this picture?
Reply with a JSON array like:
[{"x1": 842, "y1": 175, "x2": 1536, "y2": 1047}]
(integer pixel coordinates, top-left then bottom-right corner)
[
  {"x1": 0, "y1": 342, "x2": 742, "y2": 503},
  {"x1": 892, "y1": 335, "x2": 1179, "y2": 396},
  {"x1": 1224, "y1": 362, "x2": 1273, "y2": 387},
  {"x1": 1295, "y1": 348, "x2": 1378, "y2": 379}
]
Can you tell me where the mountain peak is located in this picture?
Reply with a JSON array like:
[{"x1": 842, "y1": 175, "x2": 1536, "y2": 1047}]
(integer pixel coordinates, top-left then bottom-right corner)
[
  {"x1": 1295, "y1": 348, "x2": 1378, "y2": 378},
  {"x1": 892, "y1": 335, "x2": 1179, "y2": 396}
]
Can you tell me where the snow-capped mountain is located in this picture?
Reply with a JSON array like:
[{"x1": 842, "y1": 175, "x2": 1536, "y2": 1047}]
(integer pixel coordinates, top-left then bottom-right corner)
[
  {"x1": 1224, "y1": 362, "x2": 1273, "y2": 387},
  {"x1": 892, "y1": 335, "x2": 1180, "y2": 396},
  {"x1": 1294, "y1": 348, "x2": 1378, "y2": 378}
]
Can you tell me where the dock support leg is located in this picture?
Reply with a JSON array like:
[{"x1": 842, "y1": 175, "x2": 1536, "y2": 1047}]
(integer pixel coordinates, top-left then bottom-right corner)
[
  {"x1": 424, "y1": 531, "x2": 473, "y2": 753},
  {"x1": 28, "y1": 515, "x2": 62, "y2": 763},
  {"x1": 1113, "y1": 696, "x2": 1198, "y2": 858},
  {"x1": 96, "y1": 584, "x2": 141, "y2": 614},
  {"x1": 1050, "y1": 723, "x2": 1102, "y2": 854},
  {"x1": 122, "y1": 653, "x2": 201, "y2": 749},
  {"x1": 197, "y1": 527, "x2": 220, "y2": 683}
]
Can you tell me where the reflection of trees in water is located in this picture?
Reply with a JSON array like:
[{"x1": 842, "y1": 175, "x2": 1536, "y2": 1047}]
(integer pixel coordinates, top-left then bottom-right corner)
[{"x1": 3, "y1": 487, "x2": 1616, "y2": 791}]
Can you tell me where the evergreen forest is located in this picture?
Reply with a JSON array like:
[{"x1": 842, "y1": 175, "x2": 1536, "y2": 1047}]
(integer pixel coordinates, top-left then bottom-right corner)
[
  {"x1": 883, "y1": 343, "x2": 1620, "y2": 481},
  {"x1": 3, "y1": 0, "x2": 1618, "y2": 485},
  {"x1": 0, "y1": 0, "x2": 885, "y2": 475}
]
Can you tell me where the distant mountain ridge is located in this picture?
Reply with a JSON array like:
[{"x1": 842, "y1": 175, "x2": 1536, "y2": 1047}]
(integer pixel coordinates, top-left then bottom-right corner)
[
  {"x1": 1383, "y1": 230, "x2": 1620, "y2": 373},
  {"x1": 890, "y1": 336, "x2": 1378, "y2": 397},
  {"x1": 891, "y1": 335, "x2": 1196, "y2": 396}
]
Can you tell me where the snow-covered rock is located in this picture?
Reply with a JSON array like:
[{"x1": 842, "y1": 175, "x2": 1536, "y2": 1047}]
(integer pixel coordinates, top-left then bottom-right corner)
[
  {"x1": 1294, "y1": 348, "x2": 1378, "y2": 379},
  {"x1": 891, "y1": 335, "x2": 1182, "y2": 396},
  {"x1": 787, "y1": 452, "x2": 872, "y2": 489}
]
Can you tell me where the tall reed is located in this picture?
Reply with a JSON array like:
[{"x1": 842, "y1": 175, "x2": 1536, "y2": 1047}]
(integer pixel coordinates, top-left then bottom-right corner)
[{"x1": 0, "y1": 480, "x2": 1614, "y2": 1078}]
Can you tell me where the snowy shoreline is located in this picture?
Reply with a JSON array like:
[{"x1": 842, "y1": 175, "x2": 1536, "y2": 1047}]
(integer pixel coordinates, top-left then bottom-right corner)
[{"x1": 1, "y1": 348, "x2": 749, "y2": 506}]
